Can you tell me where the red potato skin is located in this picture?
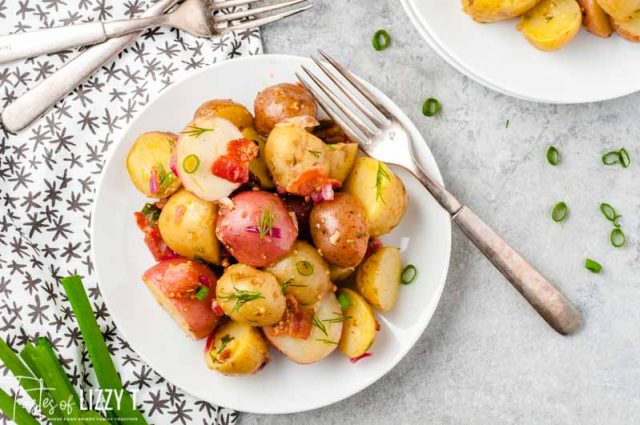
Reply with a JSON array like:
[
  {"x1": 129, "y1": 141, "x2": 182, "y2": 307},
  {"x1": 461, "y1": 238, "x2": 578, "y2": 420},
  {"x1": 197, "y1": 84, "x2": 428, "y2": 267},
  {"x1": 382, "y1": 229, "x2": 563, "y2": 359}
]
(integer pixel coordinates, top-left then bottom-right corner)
[
  {"x1": 253, "y1": 83, "x2": 317, "y2": 136},
  {"x1": 216, "y1": 191, "x2": 298, "y2": 267},
  {"x1": 142, "y1": 258, "x2": 219, "y2": 340}
]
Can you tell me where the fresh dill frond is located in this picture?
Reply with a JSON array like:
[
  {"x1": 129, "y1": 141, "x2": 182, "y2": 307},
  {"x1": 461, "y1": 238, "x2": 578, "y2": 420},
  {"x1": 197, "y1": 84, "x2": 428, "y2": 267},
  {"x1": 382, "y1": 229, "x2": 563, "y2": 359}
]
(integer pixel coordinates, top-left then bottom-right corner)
[
  {"x1": 257, "y1": 206, "x2": 275, "y2": 239},
  {"x1": 281, "y1": 278, "x2": 306, "y2": 295},
  {"x1": 375, "y1": 161, "x2": 391, "y2": 204},
  {"x1": 181, "y1": 125, "x2": 215, "y2": 138},
  {"x1": 219, "y1": 286, "x2": 264, "y2": 313},
  {"x1": 311, "y1": 313, "x2": 329, "y2": 336}
]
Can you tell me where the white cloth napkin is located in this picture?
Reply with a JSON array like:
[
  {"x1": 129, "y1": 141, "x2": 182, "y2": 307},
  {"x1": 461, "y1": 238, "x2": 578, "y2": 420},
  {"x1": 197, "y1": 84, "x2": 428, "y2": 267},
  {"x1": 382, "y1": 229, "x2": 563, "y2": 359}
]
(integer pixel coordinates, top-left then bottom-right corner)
[{"x1": 0, "y1": 1, "x2": 262, "y2": 423}]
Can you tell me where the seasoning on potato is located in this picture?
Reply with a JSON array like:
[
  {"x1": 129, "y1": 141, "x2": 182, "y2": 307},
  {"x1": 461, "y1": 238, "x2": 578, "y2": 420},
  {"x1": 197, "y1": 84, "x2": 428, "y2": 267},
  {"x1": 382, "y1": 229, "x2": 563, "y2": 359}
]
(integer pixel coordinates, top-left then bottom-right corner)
[
  {"x1": 126, "y1": 131, "x2": 181, "y2": 198},
  {"x1": 518, "y1": 0, "x2": 583, "y2": 51},
  {"x1": 205, "y1": 321, "x2": 270, "y2": 376}
]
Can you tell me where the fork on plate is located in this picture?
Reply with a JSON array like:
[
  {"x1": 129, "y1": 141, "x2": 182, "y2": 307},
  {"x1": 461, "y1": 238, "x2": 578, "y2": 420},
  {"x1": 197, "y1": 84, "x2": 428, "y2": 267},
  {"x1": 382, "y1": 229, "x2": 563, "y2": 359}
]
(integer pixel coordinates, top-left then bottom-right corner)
[
  {"x1": 0, "y1": 0, "x2": 311, "y2": 64},
  {"x1": 297, "y1": 51, "x2": 582, "y2": 336}
]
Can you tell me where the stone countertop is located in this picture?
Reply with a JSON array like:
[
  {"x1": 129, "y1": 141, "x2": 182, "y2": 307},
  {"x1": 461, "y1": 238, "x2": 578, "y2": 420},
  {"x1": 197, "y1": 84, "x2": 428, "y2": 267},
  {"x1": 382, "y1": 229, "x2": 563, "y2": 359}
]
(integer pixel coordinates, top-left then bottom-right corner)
[{"x1": 243, "y1": 1, "x2": 640, "y2": 424}]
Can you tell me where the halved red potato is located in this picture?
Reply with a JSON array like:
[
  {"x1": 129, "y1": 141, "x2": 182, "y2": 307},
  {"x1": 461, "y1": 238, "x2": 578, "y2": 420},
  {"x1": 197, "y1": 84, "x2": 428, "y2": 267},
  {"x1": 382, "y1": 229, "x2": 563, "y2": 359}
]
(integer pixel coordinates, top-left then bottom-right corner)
[
  {"x1": 216, "y1": 191, "x2": 298, "y2": 267},
  {"x1": 142, "y1": 258, "x2": 219, "y2": 339},
  {"x1": 264, "y1": 292, "x2": 343, "y2": 364},
  {"x1": 254, "y1": 82, "x2": 317, "y2": 136}
]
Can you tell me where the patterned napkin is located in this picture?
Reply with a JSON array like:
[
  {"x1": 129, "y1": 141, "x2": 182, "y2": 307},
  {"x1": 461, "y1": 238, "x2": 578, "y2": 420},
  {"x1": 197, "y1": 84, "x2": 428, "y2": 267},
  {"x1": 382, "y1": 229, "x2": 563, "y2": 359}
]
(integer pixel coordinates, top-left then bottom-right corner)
[{"x1": 0, "y1": 1, "x2": 262, "y2": 423}]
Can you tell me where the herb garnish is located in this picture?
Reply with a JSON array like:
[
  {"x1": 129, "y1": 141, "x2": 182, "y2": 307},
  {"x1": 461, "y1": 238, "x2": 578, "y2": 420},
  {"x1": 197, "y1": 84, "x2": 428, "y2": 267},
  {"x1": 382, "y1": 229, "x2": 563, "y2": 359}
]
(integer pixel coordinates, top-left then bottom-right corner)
[
  {"x1": 296, "y1": 261, "x2": 314, "y2": 276},
  {"x1": 551, "y1": 202, "x2": 568, "y2": 222},
  {"x1": 422, "y1": 98, "x2": 441, "y2": 117},
  {"x1": 545, "y1": 16, "x2": 553, "y2": 23},
  {"x1": 546, "y1": 146, "x2": 560, "y2": 166},
  {"x1": 602, "y1": 148, "x2": 631, "y2": 168},
  {"x1": 316, "y1": 338, "x2": 338, "y2": 345},
  {"x1": 181, "y1": 125, "x2": 214, "y2": 138},
  {"x1": 141, "y1": 203, "x2": 161, "y2": 225},
  {"x1": 281, "y1": 278, "x2": 306, "y2": 295},
  {"x1": 401, "y1": 265, "x2": 417, "y2": 285},
  {"x1": 585, "y1": 258, "x2": 602, "y2": 274},
  {"x1": 372, "y1": 29, "x2": 391, "y2": 51},
  {"x1": 195, "y1": 285, "x2": 209, "y2": 301},
  {"x1": 256, "y1": 207, "x2": 275, "y2": 240},
  {"x1": 600, "y1": 203, "x2": 621, "y2": 227},
  {"x1": 311, "y1": 314, "x2": 328, "y2": 336},
  {"x1": 610, "y1": 228, "x2": 626, "y2": 248},
  {"x1": 156, "y1": 164, "x2": 175, "y2": 192},
  {"x1": 323, "y1": 313, "x2": 351, "y2": 324},
  {"x1": 338, "y1": 293, "x2": 350, "y2": 310},
  {"x1": 375, "y1": 161, "x2": 390, "y2": 204},
  {"x1": 308, "y1": 149, "x2": 322, "y2": 158},
  {"x1": 219, "y1": 286, "x2": 264, "y2": 313},
  {"x1": 216, "y1": 335, "x2": 234, "y2": 355}
]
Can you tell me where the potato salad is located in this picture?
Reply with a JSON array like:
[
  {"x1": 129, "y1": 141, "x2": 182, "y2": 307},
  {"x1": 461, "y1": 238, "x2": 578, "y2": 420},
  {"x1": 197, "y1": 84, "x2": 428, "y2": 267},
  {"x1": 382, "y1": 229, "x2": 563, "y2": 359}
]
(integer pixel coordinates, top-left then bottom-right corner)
[{"x1": 126, "y1": 82, "x2": 416, "y2": 376}]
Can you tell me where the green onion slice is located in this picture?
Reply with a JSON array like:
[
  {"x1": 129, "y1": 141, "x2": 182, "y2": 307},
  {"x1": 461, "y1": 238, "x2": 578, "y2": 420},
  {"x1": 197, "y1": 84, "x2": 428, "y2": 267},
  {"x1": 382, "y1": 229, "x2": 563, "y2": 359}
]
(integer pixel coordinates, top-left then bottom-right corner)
[
  {"x1": 610, "y1": 228, "x2": 626, "y2": 248},
  {"x1": 372, "y1": 29, "x2": 391, "y2": 51},
  {"x1": 183, "y1": 154, "x2": 200, "y2": 174},
  {"x1": 195, "y1": 285, "x2": 209, "y2": 301},
  {"x1": 422, "y1": 98, "x2": 441, "y2": 117},
  {"x1": 619, "y1": 148, "x2": 631, "y2": 168},
  {"x1": 551, "y1": 202, "x2": 568, "y2": 222},
  {"x1": 546, "y1": 146, "x2": 560, "y2": 166},
  {"x1": 602, "y1": 151, "x2": 620, "y2": 165},
  {"x1": 296, "y1": 260, "x2": 314, "y2": 276},
  {"x1": 338, "y1": 292, "x2": 350, "y2": 310},
  {"x1": 584, "y1": 258, "x2": 602, "y2": 274},
  {"x1": 401, "y1": 265, "x2": 417, "y2": 285},
  {"x1": 599, "y1": 203, "x2": 621, "y2": 226}
]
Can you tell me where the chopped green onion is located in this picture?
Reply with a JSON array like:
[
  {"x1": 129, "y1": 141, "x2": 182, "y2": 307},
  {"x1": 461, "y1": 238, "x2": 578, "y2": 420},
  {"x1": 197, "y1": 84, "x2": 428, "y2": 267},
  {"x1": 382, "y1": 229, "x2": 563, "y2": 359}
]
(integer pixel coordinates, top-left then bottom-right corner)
[
  {"x1": 372, "y1": 29, "x2": 391, "y2": 51},
  {"x1": 551, "y1": 202, "x2": 568, "y2": 222},
  {"x1": 599, "y1": 203, "x2": 621, "y2": 226},
  {"x1": 182, "y1": 154, "x2": 200, "y2": 174},
  {"x1": 195, "y1": 285, "x2": 209, "y2": 301},
  {"x1": 602, "y1": 148, "x2": 631, "y2": 167},
  {"x1": 141, "y1": 203, "x2": 161, "y2": 225},
  {"x1": 296, "y1": 260, "x2": 314, "y2": 276},
  {"x1": 546, "y1": 146, "x2": 560, "y2": 166},
  {"x1": 338, "y1": 292, "x2": 350, "y2": 310},
  {"x1": 400, "y1": 265, "x2": 417, "y2": 285},
  {"x1": 619, "y1": 148, "x2": 631, "y2": 168},
  {"x1": 505, "y1": 119, "x2": 510, "y2": 128},
  {"x1": 610, "y1": 228, "x2": 626, "y2": 248},
  {"x1": 584, "y1": 258, "x2": 602, "y2": 274},
  {"x1": 422, "y1": 98, "x2": 441, "y2": 117}
]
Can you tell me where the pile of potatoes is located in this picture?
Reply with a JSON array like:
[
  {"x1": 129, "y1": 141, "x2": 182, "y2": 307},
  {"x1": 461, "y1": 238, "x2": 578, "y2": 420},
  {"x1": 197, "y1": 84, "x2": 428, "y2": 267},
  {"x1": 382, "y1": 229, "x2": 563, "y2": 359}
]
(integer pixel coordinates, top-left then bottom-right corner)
[
  {"x1": 127, "y1": 82, "x2": 413, "y2": 376},
  {"x1": 463, "y1": 0, "x2": 640, "y2": 51}
]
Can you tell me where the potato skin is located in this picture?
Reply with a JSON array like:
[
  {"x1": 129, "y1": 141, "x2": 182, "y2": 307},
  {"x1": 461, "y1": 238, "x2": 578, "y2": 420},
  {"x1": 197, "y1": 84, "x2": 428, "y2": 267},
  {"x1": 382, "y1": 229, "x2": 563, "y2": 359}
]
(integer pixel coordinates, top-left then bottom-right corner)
[
  {"x1": 577, "y1": 0, "x2": 613, "y2": 37},
  {"x1": 142, "y1": 258, "x2": 219, "y2": 340},
  {"x1": 356, "y1": 247, "x2": 402, "y2": 312},
  {"x1": 205, "y1": 321, "x2": 270, "y2": 376},
  {"x1": 613, "y1": 14, "x2": 640, "y2": 40},
  {"x1": 596, "y1": 0, "x2": 640, "y2": 22},
  {"x1": 194, "y1": 99, "x2": 254, "y2": 130},
  {"x1": 327, "y1": 143, "x2": 358, "y2": 184},
  {"x1": 462, "y1": 0, "x2": 540, "y2": 22},
  {"x1": 216, "y1": 264, "x2": 286, "y2": 326},
  {"x1": 310, "y1": 193, "x2": 369, "y2": 268},
  {"x1": 158, "y1": 189, "x2": 220, "y2": 264},
  {"x1": 344, "y1": 158, "x2": 408, "y2": 238},
  {"x1": 518, "y1": 0, "x2": 582, "y2": 51},
  {"x1": 265, "y1": 241, "x2": 333, "y2": 305},
  {"x1": 254, "y1": 83, "x2": 317, "y2": 136},
  {"x1": 329, "y1": 264, "x2": 356, "y2": 283},
  {"x1": 126, "y1": 131, "x2": 181, "y2": 198},
  {"x1": 337, "y1": 288, "x2": 377, "y2": 358},
  {"x1": 215, "y1": 191, "x2": 298, "y2": 267}
]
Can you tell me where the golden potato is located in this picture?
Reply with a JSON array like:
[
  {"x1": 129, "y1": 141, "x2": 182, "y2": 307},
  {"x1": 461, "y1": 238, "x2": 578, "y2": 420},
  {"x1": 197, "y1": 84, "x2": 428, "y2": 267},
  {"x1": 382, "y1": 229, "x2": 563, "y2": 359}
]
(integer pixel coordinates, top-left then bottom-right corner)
[
  {"x1": 254, "y1": 83, "x2": 317, "y2": 136},
  {"x1": 329, "y1": 264, "x2": 356, "y2": 283},
  {"x1": 126, "y1": 131, "x2": 181, "y2": 198},
  {"x1": 194, "y1": 99, "x2": 254, "y2": 130},
  {"x1": 158, "y1": 189, "x2": 220, "y2": 264},
  {"x1": 356, "y1": 247, "x2": 402, "y2": 312},
  {"x1": 462, "y1": 0, "x2": 540, "y2": 22},
  {"x1": 216, "y1": 264, "x2": 286, "y2": 326},
  {"x1": 243, "y1": 127, "x2": 275, "y2": 189},
  {"x1": 344, "y1": 158, "x2": 408, "y2": 238},
  {"x1": 327, "y1": 143, "x2": 358, "y2": 184},
  {"x1": 577, "y1": 0, "x2": 613, "y2": 36},
  {"x1": 596, "y1": 0, "x2": 640, "y2": 22},
  {"x1": 205, "y1": 321, "x2": 270, "y2": 376},
  {"x1": 518, "y1": 0, "x2": 582, "y2": 51},
  {"x1": 337, "y1": 288, "x2": 377, "y2": 358},
  {"x1": 613, "y1": 14, "x2": 640, "y2": 40},
  {"x1": 264, "y1": 241, "x2": 333, "y2": 305}
]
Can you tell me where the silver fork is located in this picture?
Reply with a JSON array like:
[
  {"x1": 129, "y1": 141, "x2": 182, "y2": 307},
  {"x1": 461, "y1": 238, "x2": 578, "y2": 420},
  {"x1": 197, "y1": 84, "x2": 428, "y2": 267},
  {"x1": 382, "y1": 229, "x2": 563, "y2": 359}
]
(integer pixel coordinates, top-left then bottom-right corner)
[
  {"x1": 0, "y1": 0, "x2": 311, "y2": 65},
  {"x1": 298, "y1": 51, "x2": 582, "y2": 336}
]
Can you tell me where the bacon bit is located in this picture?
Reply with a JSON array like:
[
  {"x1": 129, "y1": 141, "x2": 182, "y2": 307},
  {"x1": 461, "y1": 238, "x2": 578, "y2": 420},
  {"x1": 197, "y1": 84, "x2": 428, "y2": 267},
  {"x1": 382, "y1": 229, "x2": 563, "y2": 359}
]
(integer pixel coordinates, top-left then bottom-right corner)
[
  {"x1": 364, "y1": 238, "x2": 383, "y2": 261},
  {"x1": 288, "y1": 168, "x2": 340, "y2": 197},
  {"x1": 211, "y1": 138, "x2": 259, "y2": 183},
  {"x1": 375, "y1": 320, "x2": 381, "y2": 331},
  {"x1": 174, "y1": 205, "x2": 186, "y2": 223},
  {"x1": 149, "y1": 169, "x2": 160, "y2": 195},
  {"x1": 266, "y1": 295, "x2": 313, "y2": 339},
  {"x1": 211, "y1": 300, "x2": 224, "y2": 317},
  {"x1": 134, "y1": 212, "x2": 176, "y2": 261},
  {"x1": 205, "y1": 331, "x2": 216, "y2": 353},
  {"x1": 350, "y1": 352, "x2": 372, "y2": 363},
  {"x1": 219, "y1": 348, "x2": 232, "y2": 361}
]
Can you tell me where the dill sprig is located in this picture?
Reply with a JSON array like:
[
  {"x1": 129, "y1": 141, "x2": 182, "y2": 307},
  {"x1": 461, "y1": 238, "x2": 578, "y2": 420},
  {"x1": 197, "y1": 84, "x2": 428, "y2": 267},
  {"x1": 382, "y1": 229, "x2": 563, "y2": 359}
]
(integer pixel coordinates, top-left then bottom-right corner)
[
  {"x1": 216, "y1": 334, "x2": 234, "y2": 355},
  {"x1": 281, "y1": 278, "x2": 306, "y2": 295},
  {"x1": 375, "y1": 161, "x2": 391, "y2": 204},
  {"x1": 323, "y1": 312, "x2": 351, "y2": 324},
  {"x1": 308, "y1": 149, "x2": 322, "y2": 158},
  {"x1": 219, "y1": 286, "x2": 264, "y2": 313},
  {"x1": 311, "y1": 313, "x2": 328, "y2": 336},
  {"x1": 257, "y1": 207, "x2": 275, "y2": 239},
  {"x1": 181, "y1": 125, "x2": 214, "y2": 138},
  {"x1": 316, "y1": 338, "x2": 338, "y2": 345}
]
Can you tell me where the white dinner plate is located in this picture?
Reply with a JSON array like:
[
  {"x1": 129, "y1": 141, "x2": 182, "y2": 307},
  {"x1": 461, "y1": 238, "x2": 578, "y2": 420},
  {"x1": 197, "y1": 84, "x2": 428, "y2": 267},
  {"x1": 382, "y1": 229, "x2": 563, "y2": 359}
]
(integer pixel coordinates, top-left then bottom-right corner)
[
  {"x1": 401, "y1": 0, "x2": 640, "y2": 104},
  {"x1": 92, "y1": 54, "x2": 452, "y2": 414}
]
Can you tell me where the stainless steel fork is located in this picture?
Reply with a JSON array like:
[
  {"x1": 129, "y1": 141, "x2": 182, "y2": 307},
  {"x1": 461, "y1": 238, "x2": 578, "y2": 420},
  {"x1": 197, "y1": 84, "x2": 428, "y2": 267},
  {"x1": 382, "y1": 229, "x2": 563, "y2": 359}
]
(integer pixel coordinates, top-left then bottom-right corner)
[
  {"x1": 0, "y1": 0, "x2": 311, "y2": 64},
  {"x1": 298, "y1": 51, "x2": 582, "y2": 335}
]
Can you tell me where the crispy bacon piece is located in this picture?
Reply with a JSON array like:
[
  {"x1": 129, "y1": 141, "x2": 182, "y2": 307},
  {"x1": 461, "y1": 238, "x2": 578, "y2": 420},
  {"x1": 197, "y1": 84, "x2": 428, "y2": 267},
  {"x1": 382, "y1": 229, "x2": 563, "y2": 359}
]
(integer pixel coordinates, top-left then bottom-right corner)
[
  {"x1": 211, "y1": 138, "x2": 259, "y2": 183},
  {"x1": 134, "y1": 212, "x2": 176, "y2": 261},
  {"x1": 266, "y1": 295, "x2": 313, "y2": 339},
  {"x1": 288, "y1": 168, "x2": 340, "y2": 198}
]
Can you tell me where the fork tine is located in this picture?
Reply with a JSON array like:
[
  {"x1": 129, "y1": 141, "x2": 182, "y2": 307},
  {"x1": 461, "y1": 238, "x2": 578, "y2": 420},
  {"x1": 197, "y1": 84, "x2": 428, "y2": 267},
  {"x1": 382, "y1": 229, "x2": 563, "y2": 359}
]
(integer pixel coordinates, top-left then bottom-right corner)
[
  {"x1": 211, "y1": 0, "x2": 262, "y2": 10},
  {"x1": 218, "y1": 3, "x2": 312, "y2": 33},
  {"x1": 317, "y1": 49, "x2": 394, "y2": 120},
  {"x1": 216, "y1": 0, "x2": 308, "y2": 24},
  {"x1": 296, "y1": 72, "x2": 369, "y2": 145},
  {"x1": 310, "y1": 55, "x2": 388, "y2": 129}
]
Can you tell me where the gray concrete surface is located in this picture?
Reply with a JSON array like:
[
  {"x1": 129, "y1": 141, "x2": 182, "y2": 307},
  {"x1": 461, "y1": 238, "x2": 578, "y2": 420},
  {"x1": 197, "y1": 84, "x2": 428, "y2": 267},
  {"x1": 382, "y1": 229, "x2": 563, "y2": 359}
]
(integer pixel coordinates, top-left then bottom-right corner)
[{"x1": 242, "y1": 1, "x2": 640, "y2": 424}]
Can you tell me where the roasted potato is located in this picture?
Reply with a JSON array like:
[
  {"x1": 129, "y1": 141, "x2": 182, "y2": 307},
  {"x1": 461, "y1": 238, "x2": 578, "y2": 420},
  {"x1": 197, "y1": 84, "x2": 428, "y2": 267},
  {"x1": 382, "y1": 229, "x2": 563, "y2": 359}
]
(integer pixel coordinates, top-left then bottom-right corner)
[
  {"x1": 264, "y1": 292, "x2": 342, "y2": 364},
  {"x1": 254, "y1": 83, "x2": 317, "y2": 136},
  {"x1": 344, "y1": 158, "x2": 408, "y2": 238},
  {"x1": 613, "y1": 15, "x2": 640, "y2": 40},
  {"x1": 205, "y1": 321, "x2": 270, "y2": 376},
  {"x1": 462, "y1": 0, "x2": 541, "y2": 22},
  {"x1": 329, "y1": 264, "x2": 356, "y2": 283},
  {"x1": 243, "y1": 127, "x2": 275, "y2": 189},
  {"x1": 194, "y1": 99, "x2": 254, "y2": 130},
  {"x1": 216, "y1": 264, "x2": 286, "y2": 326},
  {"x1": 216, "y1": 191, "x2": 298, "y2": 267},
  {"x1": 158, "y1": 189, "x2": 220, "y2": 264},
  {"x1": 356, "y1": 247, "x2": 402, "y2": 312},
  {"x1": 337, "y1": 288, "x2": 377, "y2": 358},
  {"x1": 309, "y1": 193, "x2": 369, "y2": 268},
  {"x1": 518, "y1": 0, "x2": 582, "y2": 51},
  {"x1": 327, "y1": 143, "x2": 358, "y2": 184},
  {"x1": 265, "y1": 241, "x2": 333, "y2": 305},
  {"x1": 577, "y1": 0, "x2": 613, "y2": 36},
  {"x1": 142, "y1": 258, "x2": 219, "y2": 339},
  {"x1": 596, "y1": 0, "x2": 640, "y2": 22},
  {"x1": 126, "y1": 131, "x2": 181, "y2": 198}
]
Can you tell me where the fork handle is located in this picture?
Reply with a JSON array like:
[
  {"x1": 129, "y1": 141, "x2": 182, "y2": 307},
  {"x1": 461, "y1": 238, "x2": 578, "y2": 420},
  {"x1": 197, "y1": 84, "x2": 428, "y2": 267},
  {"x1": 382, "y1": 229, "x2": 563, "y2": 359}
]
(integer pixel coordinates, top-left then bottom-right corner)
[{"x1": 453, "y1": 206, "x2": 582, "y2": 335}]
